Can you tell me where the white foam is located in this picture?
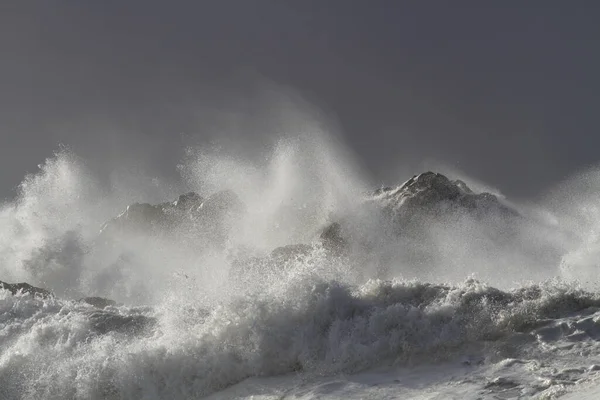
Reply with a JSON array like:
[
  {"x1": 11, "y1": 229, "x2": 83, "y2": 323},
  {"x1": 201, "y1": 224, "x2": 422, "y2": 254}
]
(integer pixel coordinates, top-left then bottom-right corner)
[{"x1": 3, "y1": 123, "x2": 600, "y2": 398}]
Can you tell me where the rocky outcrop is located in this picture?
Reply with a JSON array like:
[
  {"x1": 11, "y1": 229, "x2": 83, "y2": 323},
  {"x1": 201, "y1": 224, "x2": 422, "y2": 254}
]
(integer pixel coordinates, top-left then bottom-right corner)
[
  {"x1": 270, "y1": 243, "x2": 313, "y2": 262},
  {"x1": 98, "y1": 192, "x2": 202, "y2": 237},
  {"x1": 319, "y1": 172, "x2": 520, "y2": 254},
  {"x1": 228, "y1": 172, "x2": 524, "y2": 280},
  {"x1": 85, "y1": 310, "x2": 155, "y2": 336},
  {"x1": 319, "y1": 222, "x2": 347, "y2": 253},
  {"x1": 79, "y1": 296, "x2": 118, "y2": 308},
  {"x1": 172, "y1": 192, "x2": 204, "y2": 212},
  {"x1": 0, "y1": 280, "x2": 53, "y2": 298},
  {"x1": 98, "y1": 190, "x2": 245, "y2": 247},
  {"x1": 371, "y1": 172, "x2": 516, "y2": 220}
]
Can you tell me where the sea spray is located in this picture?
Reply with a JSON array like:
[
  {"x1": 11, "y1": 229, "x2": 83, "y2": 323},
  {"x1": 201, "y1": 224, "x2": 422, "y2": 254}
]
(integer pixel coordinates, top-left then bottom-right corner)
[{"x1": 2, "y1": 128, "x2": 600, "y2": 398}]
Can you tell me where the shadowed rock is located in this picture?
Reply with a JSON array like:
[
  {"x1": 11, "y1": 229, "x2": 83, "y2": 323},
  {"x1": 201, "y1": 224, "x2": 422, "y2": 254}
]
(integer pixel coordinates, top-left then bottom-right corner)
[
  {"x1": 86, "y1": 310, "x2": 156, "y2": 336},
  {"x1": 0, "y1": 280, "x2": 53, "y2": 298},
  {"x1": 79, "y1": 296, "x2": 118, "y2": 308},
  {"x1": 98, "y1": 190, "x2": 245, "y2": 247},
  {"x1": 270, "y1": 244, "x2": 313, "y2": 261},
  {"x1": 319, "y1": 222, "x2": 348, "y2": 253},
  {"x1": 172, "y1": 192, "x2": 203, "y2": 211},
  {"x1": 98, "y1": 192, "x2": 206, "y2": 238},
  {"x1": 371, "y1": 172, "x2": 516, "y2": 219},
  {"x1": 319, "y1": 172, "x2": 519, "y2": 253},
  {"x1": 197, "y1": 190, "x2": 246, "y2": 246},
  {"x1": 199, "y1": 190, "x2": 244, "y2": 218}
]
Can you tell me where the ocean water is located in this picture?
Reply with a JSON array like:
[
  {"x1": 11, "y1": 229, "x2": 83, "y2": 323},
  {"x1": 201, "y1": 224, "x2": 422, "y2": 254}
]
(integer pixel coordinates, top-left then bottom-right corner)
[{"x1": 2, "y1": 136, "x2": 600, "y2": 399}]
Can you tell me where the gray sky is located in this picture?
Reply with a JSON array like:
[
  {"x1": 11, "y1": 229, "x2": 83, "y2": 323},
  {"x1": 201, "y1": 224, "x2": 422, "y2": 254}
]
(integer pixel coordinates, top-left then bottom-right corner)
[{"x1": 1, "y1": 1, "x2": 600, "y2": 200}]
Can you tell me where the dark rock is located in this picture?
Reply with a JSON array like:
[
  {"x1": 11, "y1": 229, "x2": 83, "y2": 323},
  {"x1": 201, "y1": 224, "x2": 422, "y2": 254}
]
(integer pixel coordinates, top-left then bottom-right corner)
[
  {"x1": 199, "y1": 190, "x2": 244, "y2": 218},
  {"x1": 0, "y1": 280, "x2": 53, "y2": 298},
  {"x1": 312, "y1": 171, "x2": 541, "y2": 279},
  {"x1": 79, "y1": 296, "x2": 118, "y2": 308},
  {"x1": 319, "y1": 222, "x2": 348, "y2": 253},
  {"x1": 373, "y1": 186, "x2": 393, "y2": 196},
  {"x1": 483, "y1": 377, "x2": 519, "y2": 389},
  {"x1": 320, "y1": 172, "x2": 518, "y2": 249},
  {"x1": 86, "y1": 310, "x2": 156, "y2": 336},
  {"x1": 374, "y1": 172, "x2": 516, "y2": 219},
  {"x1": 270, "y1": 244, "x2": 313, "y2": 261},
  {"x1": 99, "y1": 202, "x2": 170, "y2": 237},
  {"x1": 98, "y1": 190, "x2": 245, "y2": 247},
  {"x1": 172, "y1": 192, "x2": 203, "y2": 211}
]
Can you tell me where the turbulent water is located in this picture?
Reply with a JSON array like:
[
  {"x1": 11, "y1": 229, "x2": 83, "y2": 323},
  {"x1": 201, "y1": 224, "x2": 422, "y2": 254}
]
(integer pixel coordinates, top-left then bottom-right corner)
[{"x1": 3, "y1": 134, "x2": 600, "y2": 399}]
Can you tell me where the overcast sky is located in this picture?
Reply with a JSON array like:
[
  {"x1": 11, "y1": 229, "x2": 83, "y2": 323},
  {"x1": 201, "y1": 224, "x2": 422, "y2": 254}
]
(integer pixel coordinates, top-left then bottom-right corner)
[{"x1": 1, "y1": 1, "x2": 599, "y2": 200}]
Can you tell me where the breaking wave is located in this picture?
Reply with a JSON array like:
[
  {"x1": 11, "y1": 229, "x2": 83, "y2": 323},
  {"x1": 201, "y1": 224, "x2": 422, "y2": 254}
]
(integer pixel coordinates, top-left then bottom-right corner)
[
  {"x1": 2, "y1": 273, "x2": 600, "y2": 399},
  {"x1": 2, "y1": 122, "x2": 600, "y2": 398}
]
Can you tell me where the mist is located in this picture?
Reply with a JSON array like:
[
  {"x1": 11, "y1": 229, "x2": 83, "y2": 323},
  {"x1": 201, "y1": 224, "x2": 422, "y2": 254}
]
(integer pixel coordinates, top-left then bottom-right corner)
[
  {"x1": 0, "y1": 88, "x2": 597, "y2": 311},
  {"x1": 1, "y1": 82, "x2": 600, "y2": 398}
]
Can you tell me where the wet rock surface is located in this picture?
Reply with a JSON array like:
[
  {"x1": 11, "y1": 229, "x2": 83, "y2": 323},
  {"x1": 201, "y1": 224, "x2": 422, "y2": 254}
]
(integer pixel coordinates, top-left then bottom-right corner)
[
  {"x1": 85, "y1": 309, "x2": 156, "y2": 336},
  {"x1": 317, "y1": 172, "x2": 533, "y2": 262},
  {"x1": 79, "y1": 296, "x2": 118, "y2": 308},
  {"x1": 98, "y1": 190, "x2": 244, "y2": 244},
  {"x1": 0, "y1": 280, "x2": 53, "y2": 298}
]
